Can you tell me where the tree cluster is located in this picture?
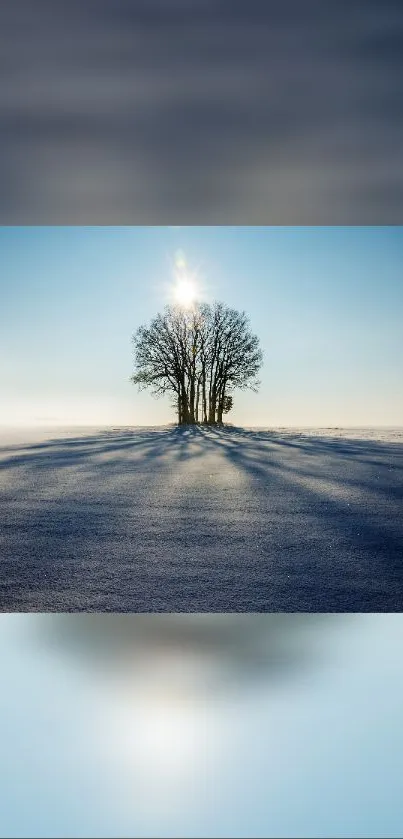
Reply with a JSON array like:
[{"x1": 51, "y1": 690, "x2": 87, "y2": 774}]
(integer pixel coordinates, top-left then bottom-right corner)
[{"x1": 131, "y1": 302, "x2": 263, "y2": 425}]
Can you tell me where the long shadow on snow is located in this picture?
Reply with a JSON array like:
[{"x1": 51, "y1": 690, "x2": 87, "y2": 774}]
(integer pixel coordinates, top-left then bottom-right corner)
[
  {"x1": 0, "y1": 426, "x2": 185, "y2": 472},
  {"x1": 197, "y1": 426, "x2": 403, "y2": 610},
  {"x1": 0, "y1": 425, "x2": 221, "y2": 475},
  {"x1": 220, "y1": 425, "x2": 403, "y2": 469}
]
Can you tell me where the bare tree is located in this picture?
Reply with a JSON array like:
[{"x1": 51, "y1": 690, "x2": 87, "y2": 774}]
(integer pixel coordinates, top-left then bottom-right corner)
[
  {"x1": 212, "y1": 304, "x2": 263, "y2": 424},
  {"x1": 131, "y1": 302, "x2": 263, "y2": 425},
  {"x1": 131, "y1": 308, "x2": 184, "y2": 417}
]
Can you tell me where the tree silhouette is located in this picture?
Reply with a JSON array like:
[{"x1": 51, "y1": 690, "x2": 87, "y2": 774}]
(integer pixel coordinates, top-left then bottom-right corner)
[{"x1": 131, "y1": 302, "x2": 262, "y2": 425}]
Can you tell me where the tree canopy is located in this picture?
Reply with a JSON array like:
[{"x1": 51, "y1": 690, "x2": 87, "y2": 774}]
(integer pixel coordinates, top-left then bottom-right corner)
[{"x1": 131, "y1": 301, "x2": 263, "y2": 425}]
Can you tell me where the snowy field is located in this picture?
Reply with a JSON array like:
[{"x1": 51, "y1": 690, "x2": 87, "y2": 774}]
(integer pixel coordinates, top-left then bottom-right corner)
[{"x1": 0, "y1": 424, "x2": 402, "y2": 611}]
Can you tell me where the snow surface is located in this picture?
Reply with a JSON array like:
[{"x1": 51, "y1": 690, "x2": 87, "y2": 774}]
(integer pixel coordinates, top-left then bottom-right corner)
[{"x1": 1, "y1": 424, "x2": 402, "y2": 611}]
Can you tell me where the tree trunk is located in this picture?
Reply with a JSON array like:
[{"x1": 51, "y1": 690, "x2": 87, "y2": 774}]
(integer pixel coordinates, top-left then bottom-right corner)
[
  {"x1": 208, "y1": 380, "x2": 218, "y2": 424},
  {"x1": 195, "y1": 380, "x2": 200, "y2": 423},
  {"x1": 208, "y1": 361, "x2": 214, "y2": 423},
  {"x1": 180, "y1": 381, "x2": 190, "y2": 424},
  {"x1": 217, "y1": 375, "x2": 228, "y2": 425},
  {"x1": 202, "y1": 370, "x2": 207, "y2": 423},
  {"x1": 189, "y1": 377, "x2": 195, "y2": 423},
  {"x1": 217, "y1": 386, "x2": 223, "y2": 423},
  {"x1": 217, "y1": 381, "x2": 224, "y2": 424},
  {"x1": 208, "y1": 393, "x2": 216, "y2": 424}
]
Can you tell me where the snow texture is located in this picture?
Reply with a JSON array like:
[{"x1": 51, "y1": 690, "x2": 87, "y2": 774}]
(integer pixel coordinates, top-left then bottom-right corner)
[{"x1": 1, "y1": 424, "x2": 402, "y2": 611}]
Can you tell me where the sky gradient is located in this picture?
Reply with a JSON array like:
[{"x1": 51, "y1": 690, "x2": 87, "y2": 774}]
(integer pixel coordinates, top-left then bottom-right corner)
[{"x1": 1, "y1": 226, "x2": 402, "y2": 428}]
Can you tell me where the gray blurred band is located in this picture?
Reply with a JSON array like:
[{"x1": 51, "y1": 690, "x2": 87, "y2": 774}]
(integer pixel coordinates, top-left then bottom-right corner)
[{"x1": 1, "y1": 0, "x2": 403, "y2": 223}]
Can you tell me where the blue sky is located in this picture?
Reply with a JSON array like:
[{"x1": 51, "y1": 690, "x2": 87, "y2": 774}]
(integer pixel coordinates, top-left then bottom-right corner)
[{"x1": 1, "y1": 226, "x2": 402, "y2": 426}]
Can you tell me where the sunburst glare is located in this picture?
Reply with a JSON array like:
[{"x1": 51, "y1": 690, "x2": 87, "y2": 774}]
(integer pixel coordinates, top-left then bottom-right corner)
[
  {"x1": 169, "y1": 249, "x2": 202, "y2": 309},
  {"x1": 173, "y1": 277, "x2": 198, "y2": 308}
]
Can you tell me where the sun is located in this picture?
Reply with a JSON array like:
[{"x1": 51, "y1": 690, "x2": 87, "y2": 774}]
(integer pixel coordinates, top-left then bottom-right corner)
[
  {"x1": 167, "y1": 249, "x2": 203, "y2": 309},
  {"x1": 173, "y1": 277, "x2": 198, "y2": 308}
]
